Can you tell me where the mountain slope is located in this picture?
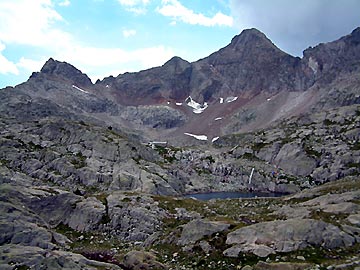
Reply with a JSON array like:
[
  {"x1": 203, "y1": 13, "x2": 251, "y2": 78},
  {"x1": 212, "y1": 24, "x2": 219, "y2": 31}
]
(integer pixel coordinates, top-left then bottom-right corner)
[{"x1": 1, "y1": 27, "x2": 359, "y2": 145}]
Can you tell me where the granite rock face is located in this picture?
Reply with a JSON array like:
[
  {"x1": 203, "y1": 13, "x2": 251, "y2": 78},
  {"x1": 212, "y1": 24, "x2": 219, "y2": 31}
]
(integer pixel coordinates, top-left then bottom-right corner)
[
  {"x1": 224, "y1": 219, "x2": 355, "y2": 258},
  {"x1": 178, "y1": 219, "x2": 230, "y2": 246},
  {"x1": 106, "y1": 192, "x2": 168, "y2": 241},
  {"x1": 123, "y1": 250, "x2": 167, "y2": 270}
]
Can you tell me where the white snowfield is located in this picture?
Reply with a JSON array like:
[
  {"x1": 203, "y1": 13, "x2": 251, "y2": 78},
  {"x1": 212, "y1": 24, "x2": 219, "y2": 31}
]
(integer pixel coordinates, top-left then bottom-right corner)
[
  {"x1": 72, "y1": 85, "x2": 89, "y2": 94},
  {"x1": 185, "y1": 96, "x2": 208, "y2": 114},
  {"x1": 225, "y1": 96, "x2": 238, "y2": 103},
  {"x1": 175, "y1": 102, "x2": 183, "y2": 106},
  {"x1": 220, "y1": 97, "x2": 224, "y2": 104},
  {"x1": 184, "y1": 133, "x2": 220, "y2": 143},
  {"x1": 184, "y1": 132, "x2": 208, "y2": 141},
  {"x1": 214, "y1": 117, "x2": 222, "y2": 121}
]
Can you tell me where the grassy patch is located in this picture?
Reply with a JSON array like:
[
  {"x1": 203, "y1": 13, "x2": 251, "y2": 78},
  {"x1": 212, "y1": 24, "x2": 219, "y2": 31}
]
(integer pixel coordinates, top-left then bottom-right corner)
[
  {"x1": 350, "y1": 141, "x2": 360, "y2": 150},
  {"x1": 345, "y1": 162, "x2": 360, "y2": 169},
  {"x1": 70, "y1": 152, "x2": 87, "y2": 169},
  {"x1": 153, "y1": 195, "x2": 207, "y2": 215},
  {"x1": 28, "y1": 141, "x2": 44, "y2": 151},
  {"x1": 240, "y1": 152, "x2": 261, "y2": 161},
  {"x1": 0, "y1": 158, "x2": 9, "y2": 167},
  {"x1": 252, "y1": 142, "x2": 269, "y2": 152},
  {"x1": 304, "y1": 146, "x2": 322, "y2": 158},
  {"x1": 323, "y1": 119, "x2": 336, "y2": 126},
  {"x1": 201, "y1": 155, "x2": 216, "y2": 164},
  {"x1": 153, "y1": 145, "x2": 180, "y2": 163},
  {"x1": 309, "y1": 209, "x2": 349, "y2": 225}
]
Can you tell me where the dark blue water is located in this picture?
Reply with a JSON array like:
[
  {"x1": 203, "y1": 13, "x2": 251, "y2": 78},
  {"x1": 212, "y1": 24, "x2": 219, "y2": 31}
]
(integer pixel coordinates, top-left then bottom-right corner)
[{"x1": 184, "y1": 191, "x2": 285, "y2": 201}]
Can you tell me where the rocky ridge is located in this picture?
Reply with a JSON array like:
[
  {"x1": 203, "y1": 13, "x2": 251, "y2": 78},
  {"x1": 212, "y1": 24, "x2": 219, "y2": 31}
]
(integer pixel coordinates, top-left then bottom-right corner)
[{"x1": 1, "y1": 27, "x2": 359, "y2": 144}]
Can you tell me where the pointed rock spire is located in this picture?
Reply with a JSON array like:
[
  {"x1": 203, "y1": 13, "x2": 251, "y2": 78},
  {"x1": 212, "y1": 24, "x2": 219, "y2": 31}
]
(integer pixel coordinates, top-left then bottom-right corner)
[
  {"x1": 229, "y1": 28, "x2": 276, "y2": 50},
  {"x1": 40, "y1": 58, "x2": 92, "y2": 87}
]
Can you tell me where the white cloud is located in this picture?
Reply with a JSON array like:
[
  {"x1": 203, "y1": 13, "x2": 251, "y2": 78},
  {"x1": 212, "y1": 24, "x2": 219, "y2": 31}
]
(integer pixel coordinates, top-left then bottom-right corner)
[
  {"x1": 58, "y1": 0, "x2": 70, "y2": 7},
  {"x1": 117, "y1": 0, "x2": 150, "y2": 14},
  {"x1": 118, "y1": 0, "x2": 149, "y2": 6},
  {"x1": 0, "y1": 42, "x2": 18, "y2": 75},
  {"x1": 158, "y1": 0, "x2": 233, "y2": 27},
  {"x1": 0, "y1": 0, "x2": 72, "y2": 48},
  {"x1": 17, "y1": 57, "x2": 46, "y2": 73},
  {"x1": 229, "y1": 0, "x2": 360, "y2": 56},
  {"x1": 0, "y1": 0, "x2": 175, "y2": 85},
  {"x1": 123, "y1": 29, "x2": 137, "y2": 38}
]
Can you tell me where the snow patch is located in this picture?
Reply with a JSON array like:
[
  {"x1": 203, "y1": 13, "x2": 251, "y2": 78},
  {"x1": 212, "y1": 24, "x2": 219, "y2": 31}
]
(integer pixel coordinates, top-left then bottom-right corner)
[
  {"x1": 185, "y1": 96, "x2": 208, "y2": 114},
  {"x1": 167, "y1": 101, "x2": 170, "y2": 105},
  {"x1": 211, "y1": 137, "x2": 219, "y2": 143},
  {"x1": 220, "y1": 98, "x2": 224, "y2": 104},
  {"x1": 308, "y1": 57, "x2": 319, "y2": 74},
  {"x1": 184, "y1": 132, "x2": 208, "y2": 141},
  {"x1": 105, "y1": 85, "x2": 110, "y2": 88},
  {"x1": 267, "y1": 98, "x2": 271, "y2": 101},
  {"x1": 214, "y1": 117, "x2": 222, "y2": 121},
  {"x1": 225, "y1": 96, "x2": 238, "y2": 103},
  {"x1": 72, "y1": 85, "x2": 89, "y2": 94},
  {"x1": 176, "y1": 102, "x2": 183, "y2": 106}
]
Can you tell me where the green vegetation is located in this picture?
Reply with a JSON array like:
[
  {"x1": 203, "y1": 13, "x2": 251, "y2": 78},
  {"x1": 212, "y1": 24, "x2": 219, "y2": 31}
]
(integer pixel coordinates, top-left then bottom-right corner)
[
  {"x1": 350, "y1": 141, "x2": 360, "y2": 150},
  {"x1": 153, "y1": 145, "x2": 180, "y2": 163},
  {"x1": 304, "y1": 145, "x2": 322, "y2": 158},
  {"x1": 70, "y1": 152, "x2": 87, "y2": 169},
  {"x1": 323, "y1": 119, "x2": 336, "y2": 126},
  {"x1": 0, "y1": 159, "x2": 9, "y2": 166},
  {"x1": 251, "y1": 142, "x2": 269, "y2": 152},
  {"x1": 28, "y1": 141, "x2": 44, "y2": 151},
  {"x1": 13, "y1": 265, "x2": 30, "y2": 270},
  {"x1": 201, "y1": 155, "x2": 215, "y2": 164},
  {"x1": 240, "y1": 152, "x2": 261, "y2": 161}
]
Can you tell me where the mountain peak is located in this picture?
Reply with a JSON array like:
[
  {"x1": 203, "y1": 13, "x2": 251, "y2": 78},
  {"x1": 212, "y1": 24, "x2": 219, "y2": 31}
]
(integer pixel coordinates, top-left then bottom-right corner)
[
  {"x1": 162, "y1": 56, "x2": 191, "y2": 74},
  {"x1": 163, "y1": 56, "x2": 189, "y2": 66},
  {"x1": 229, "y1": 28, "x2": 277, "y2": 50},
  {"x1": 40, "y1": 58, "x2": 92, "y2": 87},
  {"x1": 348, "y1": 26, "x2": 360, "y2": 45}
]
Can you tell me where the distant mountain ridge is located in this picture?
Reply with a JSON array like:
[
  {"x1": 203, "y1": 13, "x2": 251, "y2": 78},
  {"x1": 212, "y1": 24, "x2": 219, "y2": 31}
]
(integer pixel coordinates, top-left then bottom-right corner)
[{"x1": 1, "y1": 27, "x2": 360, "y2": 144}]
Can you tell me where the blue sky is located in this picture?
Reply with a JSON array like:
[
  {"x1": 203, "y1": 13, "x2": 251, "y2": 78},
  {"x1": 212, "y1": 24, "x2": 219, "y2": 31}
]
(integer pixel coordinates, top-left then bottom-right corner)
[{"x1": 1, "y1": 0, "x2": 360, "y2": 88}]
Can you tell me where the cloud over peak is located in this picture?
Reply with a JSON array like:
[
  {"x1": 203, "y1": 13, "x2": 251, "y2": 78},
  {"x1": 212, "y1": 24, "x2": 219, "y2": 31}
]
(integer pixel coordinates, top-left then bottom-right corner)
[{"x1": 158, "y1": 0, "x2": 233, "y2": 27}]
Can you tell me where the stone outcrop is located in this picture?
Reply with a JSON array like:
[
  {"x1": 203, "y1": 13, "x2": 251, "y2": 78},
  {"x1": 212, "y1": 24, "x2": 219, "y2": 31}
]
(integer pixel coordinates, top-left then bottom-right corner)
[
  {"x1": 0, "y1": 245, "x2": 122, "y2": 270},
  {"x1": 224, "y1": 219, "x2": 355, "y2": 258},
  {"x1": 106, "y1": 192, "x2": 168, "y2": 241},
  {"x1": 123, "y1": 250, "x2": 167, "y2": 270},
  {"x1": 178, "y1": 219, "x2": 230, "y2": 246}
]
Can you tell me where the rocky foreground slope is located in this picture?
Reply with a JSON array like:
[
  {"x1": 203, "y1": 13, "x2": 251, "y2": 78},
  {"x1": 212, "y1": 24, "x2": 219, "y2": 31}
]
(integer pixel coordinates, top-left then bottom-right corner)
[
  {"x1": 0, "y1": 102, "x2": 359, "y2": 269},
  {"x1": 0, "y1": 27, "x2": 360, "y2": 269},
  {"x1": 1, "y1": 166, "x2": 360, "y2": 269}
]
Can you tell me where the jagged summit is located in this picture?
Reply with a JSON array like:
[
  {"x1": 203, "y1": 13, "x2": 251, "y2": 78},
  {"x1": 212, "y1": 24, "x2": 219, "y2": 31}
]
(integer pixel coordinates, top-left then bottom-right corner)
[
  {"x1": 347, "y1": 26, "x2": 360, "y2": 45},
  {"x1": 229, "y1": 28, "x2": 277, "y2": 50},
  {"x1": 162, "y1": 56, "x2": 191, "y2": 74},
  {"x1": 40, "y1": 58, "x2": 92, "y2": 87},
  {"x1": 204, "y1": 27, "x2": 290, "y2": 68},
  {"x1": 163, "y1": 56, "x2": 189, "y2": 66}
]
